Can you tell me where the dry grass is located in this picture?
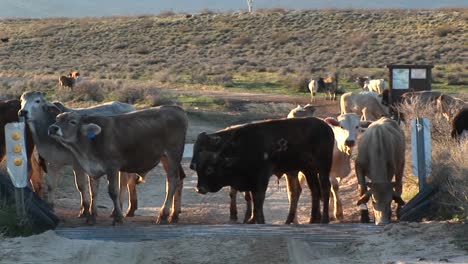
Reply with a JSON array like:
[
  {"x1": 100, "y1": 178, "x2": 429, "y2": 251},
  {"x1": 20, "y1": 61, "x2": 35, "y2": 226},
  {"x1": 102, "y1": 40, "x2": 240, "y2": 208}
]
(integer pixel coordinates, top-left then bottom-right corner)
[
  {"x1": 396, "y1": 98, "x2": 467, "y2": 220},
  {"x1": 0, "y1": 8, "x2": 466, "y2": 87}
]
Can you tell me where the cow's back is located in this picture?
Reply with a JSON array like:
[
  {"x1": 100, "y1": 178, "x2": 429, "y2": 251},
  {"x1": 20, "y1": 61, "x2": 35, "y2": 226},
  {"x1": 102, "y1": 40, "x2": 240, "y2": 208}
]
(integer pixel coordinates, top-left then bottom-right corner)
[
  {"x1": 88, "y1": 105, "x2": 188, "y2": 173},
  {"x1": 215, "y1": 117, "x2": 334, "y2": 178},
  {"x1": 357, "y1": 118, "x2": 405, "y2": 182}
]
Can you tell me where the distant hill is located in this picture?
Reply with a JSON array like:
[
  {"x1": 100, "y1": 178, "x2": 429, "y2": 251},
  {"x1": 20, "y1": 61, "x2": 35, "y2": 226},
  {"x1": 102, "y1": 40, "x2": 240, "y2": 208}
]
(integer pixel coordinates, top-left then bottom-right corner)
[{"x1": 0, "y1": 0, "x2": 466, "y2": 18}]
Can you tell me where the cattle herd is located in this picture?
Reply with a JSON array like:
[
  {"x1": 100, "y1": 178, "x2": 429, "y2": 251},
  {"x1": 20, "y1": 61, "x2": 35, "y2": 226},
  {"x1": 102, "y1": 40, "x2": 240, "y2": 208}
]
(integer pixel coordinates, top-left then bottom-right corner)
[{"x1": 0, "y1": 81, "x2": 466, "y2": 226}]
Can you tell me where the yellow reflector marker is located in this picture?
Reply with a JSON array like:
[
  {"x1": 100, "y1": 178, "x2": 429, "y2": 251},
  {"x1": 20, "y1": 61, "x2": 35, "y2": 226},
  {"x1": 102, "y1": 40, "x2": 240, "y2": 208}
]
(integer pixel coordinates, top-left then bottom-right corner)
[
  {"x1": 13, "y1": 158, "x2": 23, "y2": 166},
  {"x1": 13, "y1": 144, "x2": 22, "y2": 153},
  {"x1": 12, "y1": 131, "x2": 21, "y2": 140}
]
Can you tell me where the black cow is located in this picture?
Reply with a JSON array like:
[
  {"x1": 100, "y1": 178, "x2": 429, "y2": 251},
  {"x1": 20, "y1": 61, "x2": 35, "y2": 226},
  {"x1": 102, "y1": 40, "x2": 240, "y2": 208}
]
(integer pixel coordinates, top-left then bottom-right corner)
[
  {"x1": 190, "y1": 117, "x2": 335, "y2": 224},
  {"x1": 451, "y1": 107, "x2": 468, "y2": 141}
]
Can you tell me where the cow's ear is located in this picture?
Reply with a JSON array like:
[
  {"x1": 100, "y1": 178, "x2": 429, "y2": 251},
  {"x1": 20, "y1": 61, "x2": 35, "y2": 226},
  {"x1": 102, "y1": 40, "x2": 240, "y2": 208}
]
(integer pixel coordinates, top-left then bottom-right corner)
[
  {"x1": 80, "y1": 123, "x2": 102, "y2": 139},
  {"x1": 324, "y1": 117, "x2": 339, "y2": 126},
  {"x1": 359, "y1": 120, "x2": 372, "y2": 128},
  {"x1": 208, "y1": 135, "x2": 221, "y2": 146},
  {"x1": 44, "y1": 104, "x2": 61, "y2": 116}
]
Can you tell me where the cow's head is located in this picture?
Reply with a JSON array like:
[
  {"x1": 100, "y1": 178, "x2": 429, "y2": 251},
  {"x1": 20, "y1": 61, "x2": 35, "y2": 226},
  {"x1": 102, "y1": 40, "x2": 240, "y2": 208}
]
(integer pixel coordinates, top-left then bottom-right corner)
[
  {"x1": 357, "y1": 182, "x2": 405, "y2": 225},
  {"x1": 19, "y1": 91, "x2": 61, "y2": 122},
  {"x1": 190, "y1": 132, "x2": 226, "y2": 194},
  {"x1": 325, "y1": 113, "x2": 371, "y2": 154},
  {"x1": 48, "y1": 112, "x2": 100, "y2": 145},
  {"x1": 287, "y1": 104, "x2": 316, "y2": 118}
]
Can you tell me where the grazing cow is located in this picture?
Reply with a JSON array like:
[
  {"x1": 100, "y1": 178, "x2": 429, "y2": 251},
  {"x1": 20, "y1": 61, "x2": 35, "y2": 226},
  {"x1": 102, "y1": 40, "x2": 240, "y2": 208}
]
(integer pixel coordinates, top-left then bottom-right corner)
[
  {"x1": 340, "y1": 92, "x2": 389, "y2": 121},
  {"x1": 48, "y1": 106, "x2": 188, "y2": 225},
  {"x1": 355, "y1": 117, "x2": 406, "y2": 225},
  {"x1": 436, "y1": 94, "x2": 466, "y2": 122},
  {"x1": 190, "y1": 117, "x2": 335, "y2": 224},
  {"x1": 451, "y1": 107, "x2": 468, "y2": 141},
  {"x1": 0, "y1": 99, "x2": 44, "y2": 196},
  {"x1": 1, "y1": 37, "x2": 9, "y2": 43},
  {"x1": 308, "y1": 74, "x2": 338, "y2": 102},
  {"x1": 19, "y1": 91, "x2": 136, "y2": 220}
]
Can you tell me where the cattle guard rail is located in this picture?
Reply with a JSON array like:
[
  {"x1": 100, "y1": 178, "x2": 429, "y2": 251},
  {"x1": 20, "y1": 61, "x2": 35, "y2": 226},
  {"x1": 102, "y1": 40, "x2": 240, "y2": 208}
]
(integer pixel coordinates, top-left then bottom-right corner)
[{"x1": 55, "y1": 224, "x2": 383, "y2": 242}]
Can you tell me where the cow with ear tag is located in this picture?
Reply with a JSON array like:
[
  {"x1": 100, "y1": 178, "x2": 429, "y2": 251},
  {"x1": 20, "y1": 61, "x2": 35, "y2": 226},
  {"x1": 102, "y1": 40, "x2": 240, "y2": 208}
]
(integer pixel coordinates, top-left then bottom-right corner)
[
  {"x1": 48, "y1": 106, "x2": 188, "y2": 225},
  {"x1": 354, "y1": 117, "x2": 406, "y2": 225}
]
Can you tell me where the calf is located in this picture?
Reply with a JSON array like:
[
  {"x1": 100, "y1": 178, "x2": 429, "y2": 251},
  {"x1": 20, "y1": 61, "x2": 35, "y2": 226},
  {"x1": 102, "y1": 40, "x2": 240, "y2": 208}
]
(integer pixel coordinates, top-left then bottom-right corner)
[
  {"x1": 355, "y1": 117, "x2": 406, "y2": 225},
  {"x1": 48, "y1": 106, "x2": 188, "y2": 225},
  {"x1": 19, "y1": 91, "x2": 136, "y2": 220},
  {"x1": 191, "y1": 117, "x2": 334, "y2": 224}
]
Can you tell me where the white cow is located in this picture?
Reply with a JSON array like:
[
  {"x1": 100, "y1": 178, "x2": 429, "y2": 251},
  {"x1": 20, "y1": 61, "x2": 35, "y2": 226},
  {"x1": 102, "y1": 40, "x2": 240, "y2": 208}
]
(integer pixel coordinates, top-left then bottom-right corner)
[
  {"x1": 341, "y1": 92, "x2": 389, "y2": 121},
  {"x1": 363, "y1": 79, "x2": 385, "y2": 94}
]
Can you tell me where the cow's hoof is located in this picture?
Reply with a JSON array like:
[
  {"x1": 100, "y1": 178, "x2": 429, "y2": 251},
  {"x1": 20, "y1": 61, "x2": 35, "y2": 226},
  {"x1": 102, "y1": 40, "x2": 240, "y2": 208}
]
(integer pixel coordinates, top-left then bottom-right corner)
[
  {"x1": 156, "y1": 216, "x2": 169, "y2": 225},
  {"x1": 125, "y1": 209, "x2": 136, "y2": 217},
  {"x1": 335, "y1": 212, "x2": 344, "y2": 222},
  {"x1": 169, "y1": 215, "x2": 179, "y2": 224},
  {"x1": 360, "y1": 210, "x2": 370, "y2": 223},
  {"x1": 112, "y1": 216, "x2": 124, "y2": 226},
  {"x1": 86, "y1": 216, "x2": 96, "y2": 225}
]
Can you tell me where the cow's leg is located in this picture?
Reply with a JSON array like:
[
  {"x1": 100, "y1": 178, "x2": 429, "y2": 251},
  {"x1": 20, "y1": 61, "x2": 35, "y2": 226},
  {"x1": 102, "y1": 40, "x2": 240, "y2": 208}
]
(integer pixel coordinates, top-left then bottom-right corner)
[
  {"x1": 394, "y1": 163, "x2": 405, "y2": 220},
  {"x1": 88, "y1": 176, "x2": 100, "y2": 225},
  {"x1": 330, "y1": 176, "x2": 343, "y2": 221},
  {"x1": 248, "y1": 190, "x2": 266, "y2": 224},
  {"x1": 229, "y1": 187, "x2": 238, "y2": 222},
  {"x1": 72, "y1": 168, "x2": 91, "y2": 218},
  {"x1": 125, "y1": 173, "x2": 138, "y2": 217},
  {"x1": 304, "y1": 170, "x2": 321, "y2": 223},
  {"x1": 43, "y1": 164, "x2": 61, "y2": 209},
  {"x1": 171, "y1": 174, "x2": 184, "y2": 223},
  {"x1": 318, "y1": 168, "x2": 331, "y2": 224},
  {"x1": 284, "y1": 171, "x2": 302, "y2": 224},
  {"x1": 158, "y1": 156, "x2": 180, "y2": 224},
  {"x1": 355, "y1": 162, "x2": 370, "y2": 223},
  {"x1": 242, "y1": 191, "x2": 253, "y2": 224},
  {"x1": 107, "y1": 170, "x2": 124, "y2": 225},
  {"x1": 118, "y1": 171, "x2": 128, "y2": 217},
  {"x1": 28, "y1": 154, "x2": 44, "y2": 199}
]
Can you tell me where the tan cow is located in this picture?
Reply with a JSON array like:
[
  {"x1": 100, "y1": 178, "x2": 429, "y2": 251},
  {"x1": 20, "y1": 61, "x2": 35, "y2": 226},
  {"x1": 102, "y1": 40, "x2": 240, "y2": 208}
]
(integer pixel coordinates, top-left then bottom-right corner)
[
  {"x1": 48, "y1": 106, "x2": 188, "y2": 225},
  {"x1": 355, "y1": 117, "x2": 406, "y2": 225},
  {"x1": 340, "y1": 92, "x2": 389, "y2": 121}
]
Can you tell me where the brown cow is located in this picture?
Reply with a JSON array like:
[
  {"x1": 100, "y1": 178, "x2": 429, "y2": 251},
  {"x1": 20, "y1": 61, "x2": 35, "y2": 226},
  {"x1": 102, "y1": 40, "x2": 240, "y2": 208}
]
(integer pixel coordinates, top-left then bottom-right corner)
[
  {"x1": 48, "y1": 106, "x2": 188, "y2": 225},
  {"x1": 0, "y1": 99, "x2": 44, "y2": 196},
  {"x1": 58, "y1": 71, "x2": 80, "y2": 90},
  {"x1": 355, "y1": 117, "x2": 406, "y2": 225}
]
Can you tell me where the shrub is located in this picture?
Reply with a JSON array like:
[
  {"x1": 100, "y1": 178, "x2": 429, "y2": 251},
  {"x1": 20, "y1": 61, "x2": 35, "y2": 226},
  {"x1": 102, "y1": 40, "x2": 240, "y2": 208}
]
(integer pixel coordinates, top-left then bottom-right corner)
[
  {"x1": 434, "y1": 25, "x2": 456, "y2": 37},
  {"x1": 231, "y1": 33, "x2": 252, "y2": 45},
  {"x1": 69, "y1": 81, "x2": 106, "y2": 102},
  {"x1": 395, "y1": 97, "x2": 467, "y2": 219}
]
